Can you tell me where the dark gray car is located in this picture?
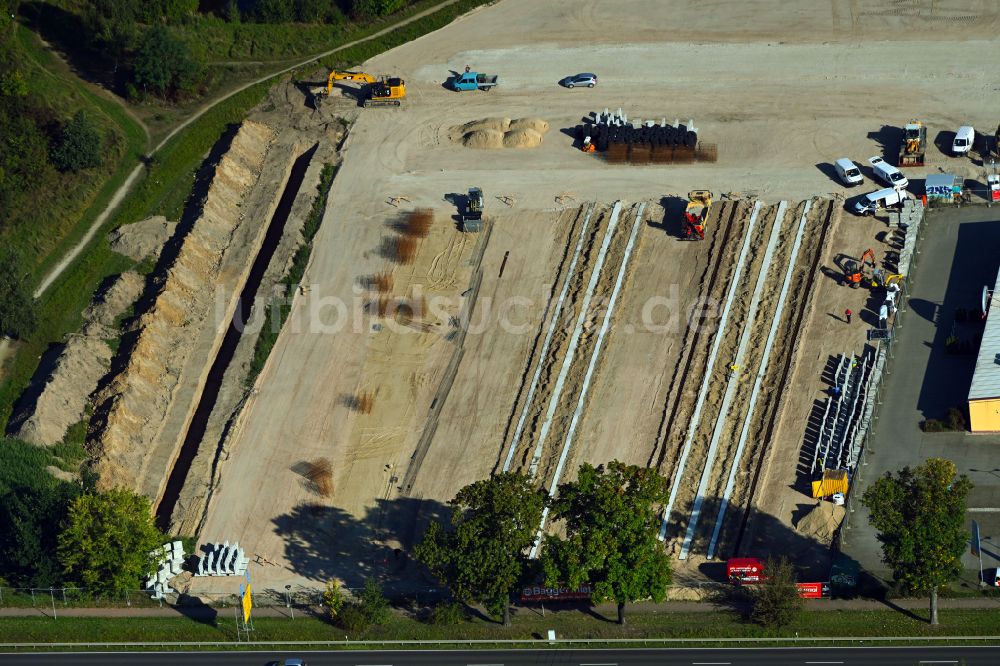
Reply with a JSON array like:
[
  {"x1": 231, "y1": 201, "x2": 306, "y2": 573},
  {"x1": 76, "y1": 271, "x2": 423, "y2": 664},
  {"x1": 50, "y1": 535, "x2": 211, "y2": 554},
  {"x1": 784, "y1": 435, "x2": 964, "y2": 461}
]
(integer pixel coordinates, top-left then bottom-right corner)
[{"x1": 561, "y1": 73, "x2": 597, "y2": 88}]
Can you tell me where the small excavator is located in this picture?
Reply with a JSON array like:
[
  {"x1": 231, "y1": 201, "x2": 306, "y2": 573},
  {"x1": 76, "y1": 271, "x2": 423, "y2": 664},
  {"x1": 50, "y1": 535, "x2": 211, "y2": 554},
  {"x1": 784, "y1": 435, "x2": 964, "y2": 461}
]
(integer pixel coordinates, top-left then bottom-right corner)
[
  {"x1": 683, "y1": 190, "x2": 712, "y2": 240},
  {"x1": 843, "y1": 248, "x2": 876, "y2": 289},
  {"x1": 312, "y1": 70, "x2": 406, "y2": 109}
]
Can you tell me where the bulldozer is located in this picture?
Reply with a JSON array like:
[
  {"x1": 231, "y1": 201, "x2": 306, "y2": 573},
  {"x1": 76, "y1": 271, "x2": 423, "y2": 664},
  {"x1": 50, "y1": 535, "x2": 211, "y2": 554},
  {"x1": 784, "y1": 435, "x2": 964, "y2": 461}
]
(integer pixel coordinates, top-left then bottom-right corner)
[
  {"x1": 461, "y1": 187, "x2": 484, "y2": 232},
  {"x1": 898, "y1": 119, "x2": 927, "y2": 167},
  {"x1": 683, "y1": 190, "x2": 712, "y2": 240},
  {"x1": 843, "y1": 248, "x2": 876, "y2": 289},
  {"x1": 312, "y1": 70, "x2": 405, "y2": 109}
]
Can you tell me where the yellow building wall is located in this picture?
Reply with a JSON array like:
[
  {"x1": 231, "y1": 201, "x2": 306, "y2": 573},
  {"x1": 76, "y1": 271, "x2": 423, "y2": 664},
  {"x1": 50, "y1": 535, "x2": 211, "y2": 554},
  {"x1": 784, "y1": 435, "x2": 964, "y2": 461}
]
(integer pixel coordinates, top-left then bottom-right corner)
[{"x1": 969, "y1": 399, "x2": 1000, "y2": 432}]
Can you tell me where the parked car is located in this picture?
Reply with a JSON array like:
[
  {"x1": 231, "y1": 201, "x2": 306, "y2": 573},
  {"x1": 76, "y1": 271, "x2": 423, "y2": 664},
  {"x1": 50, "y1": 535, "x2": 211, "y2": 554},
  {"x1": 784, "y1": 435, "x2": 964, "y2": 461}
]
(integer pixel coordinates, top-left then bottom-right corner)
[
  {"x1": 834, "y1": 158, "x2": 864, "y2": 186},
  {"x1": 868, "y1": 156, "x2": 909, "y2": 189},
  {"x1": 853, "y1": 186, "x2": 908, "y2": 216},
  {"x1": 560, "y1": 73, "x2": 597, "y2": 88},
  {"x1": 952, "y1": 125, "x2": 974, "y2": 156}
]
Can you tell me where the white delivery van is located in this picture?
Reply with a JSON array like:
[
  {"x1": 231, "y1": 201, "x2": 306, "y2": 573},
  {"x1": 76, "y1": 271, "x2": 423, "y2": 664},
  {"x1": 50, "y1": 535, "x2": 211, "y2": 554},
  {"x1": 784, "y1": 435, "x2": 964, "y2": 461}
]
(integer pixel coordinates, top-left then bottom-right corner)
[
  {"x1": 952, "y1": 125, "x2": 974, "y2": 155},
  {"x1": 834, "y1": 158, "x2": 864, "y2": 186},
  {"x1": 868, "y1": 156, "x2": 909, "y2": 189},
  {"x1": 853, "y1": 187, "x2": 907, "y2": 216}
]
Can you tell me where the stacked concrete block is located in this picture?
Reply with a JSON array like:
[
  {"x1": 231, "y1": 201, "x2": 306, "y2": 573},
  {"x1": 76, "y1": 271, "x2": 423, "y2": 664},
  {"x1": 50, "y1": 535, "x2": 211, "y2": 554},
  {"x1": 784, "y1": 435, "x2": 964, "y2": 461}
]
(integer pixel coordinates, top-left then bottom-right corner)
[
  {"x1": 194, "y1": 540, "x2": 250, "y2": 576},
  {"x1": 146, "y1": 541, "x2": 185, "y2": 599}
]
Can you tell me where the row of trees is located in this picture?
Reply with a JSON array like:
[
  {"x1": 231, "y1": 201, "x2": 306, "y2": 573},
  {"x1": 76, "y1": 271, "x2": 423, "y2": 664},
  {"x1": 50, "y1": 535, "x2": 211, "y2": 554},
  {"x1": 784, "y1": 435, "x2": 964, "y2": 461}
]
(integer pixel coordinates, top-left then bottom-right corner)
[
  {"x1": 415, "y1": 461, "x2": 671, "y2": 626},
  {"x1": 210, "y1": 0, "x2": 409, "y2": 23},
  {"x1": 76, "y1": 0, "x2": 419, "y2": 99},
  {"x1": 413, "y1": 457, "x2": 972, "y2": 628}
]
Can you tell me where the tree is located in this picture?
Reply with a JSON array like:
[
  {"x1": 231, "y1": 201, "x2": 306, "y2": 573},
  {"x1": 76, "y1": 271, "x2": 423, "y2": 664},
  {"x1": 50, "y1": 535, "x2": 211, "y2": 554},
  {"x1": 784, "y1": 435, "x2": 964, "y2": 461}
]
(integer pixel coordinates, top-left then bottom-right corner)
[
  {"x1": 351, "y1": 0, "x2": 406, "y2": 19},
  {"x1": 862, "y1": 458, "x2": 972, "y2": 625},
  {"x1": 322, "y1": 579, "x2": 345, "y2": 618},
  {"x1": 542, "y1": 461, "x2": 671, "y2": 625},
  {"x1": 132, "y1": 25, "x2": 201, "y2": 98},
  {"x1": 57, "y1": 488, "x2": 164, "y2": 596},
  {"x1": 294, "y1": 0, "x2": 340, "y2": 23},
  {"x1": 0, "y1": 249, "x2": 36, "y2": 340},
  {"x1": 357, "y1": 577, "x2": 390, "y2": 626},
  {"x1": 414, "y1": 472, "x2": 546, "y2": 625},
  {"x1": 250, "y1": 0, "x2": 294, "y2": 22},
  {"x1": 0, "y1": 104, "x2": 51, "y2": 215},
  {"x1": 748, "y1": 556, "x2": 802, "y2": 628},
  {"x1": 0, "y1": 481, "x2": 80, "y2": 587},
  {"x1": 50, "y1": 111, "x2": 103, "y2": 173}
]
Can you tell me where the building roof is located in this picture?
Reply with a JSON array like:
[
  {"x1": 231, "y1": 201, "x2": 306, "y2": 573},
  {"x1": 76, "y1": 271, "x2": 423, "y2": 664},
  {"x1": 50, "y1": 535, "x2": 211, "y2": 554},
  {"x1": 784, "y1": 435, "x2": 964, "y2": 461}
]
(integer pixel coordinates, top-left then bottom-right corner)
[
  {"x1": 925, "y1": 173, "x2": 958, "y2": 189},
  {"x1": 968, "y1": 264, "x2": 1000, "y2": 401}
]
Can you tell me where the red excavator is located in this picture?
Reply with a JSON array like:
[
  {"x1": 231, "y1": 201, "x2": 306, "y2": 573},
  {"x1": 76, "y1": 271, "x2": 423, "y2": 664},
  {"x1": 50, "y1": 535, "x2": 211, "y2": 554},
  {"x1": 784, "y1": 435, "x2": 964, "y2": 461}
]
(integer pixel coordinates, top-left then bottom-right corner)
[
  {"x1": 843, "y1": 248, "x2": 876, "y2": 289},
  {"x1": 683, "y1": 190, "x2": 712, "y2": 240}
]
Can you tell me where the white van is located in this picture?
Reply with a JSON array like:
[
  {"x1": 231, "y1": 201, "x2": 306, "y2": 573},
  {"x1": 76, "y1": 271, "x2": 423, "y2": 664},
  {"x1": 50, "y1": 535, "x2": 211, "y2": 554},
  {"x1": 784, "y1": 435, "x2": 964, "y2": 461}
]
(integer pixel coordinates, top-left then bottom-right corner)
[
  {"x1": 952, "y1": 125, "x2": 974, "y2": 155},
  {"x1": 834, "y1": 158, "x2": 864, "y2": 186},
  {"x1": 869, "y1": 156, "x2": 909, "y2": 189},
  {"x1": 853, "y1": 187, "x2": 908, "y2": 216}
]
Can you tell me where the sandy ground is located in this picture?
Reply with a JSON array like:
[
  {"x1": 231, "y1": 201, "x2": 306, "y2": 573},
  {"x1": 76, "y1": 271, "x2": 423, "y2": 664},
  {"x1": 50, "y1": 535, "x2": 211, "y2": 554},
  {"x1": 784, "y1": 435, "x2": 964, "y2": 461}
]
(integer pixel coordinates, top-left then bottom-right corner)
[{"x1": 195, "y1": 0, "x2": 999, "y2": 592}]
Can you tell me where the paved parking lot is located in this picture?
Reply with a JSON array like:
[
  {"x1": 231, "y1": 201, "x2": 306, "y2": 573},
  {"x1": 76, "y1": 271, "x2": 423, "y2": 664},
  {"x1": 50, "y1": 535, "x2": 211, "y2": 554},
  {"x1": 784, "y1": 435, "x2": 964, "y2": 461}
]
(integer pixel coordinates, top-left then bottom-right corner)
[{"x1": 843, "y1": 205, "x2": 1000, "y2": 586}]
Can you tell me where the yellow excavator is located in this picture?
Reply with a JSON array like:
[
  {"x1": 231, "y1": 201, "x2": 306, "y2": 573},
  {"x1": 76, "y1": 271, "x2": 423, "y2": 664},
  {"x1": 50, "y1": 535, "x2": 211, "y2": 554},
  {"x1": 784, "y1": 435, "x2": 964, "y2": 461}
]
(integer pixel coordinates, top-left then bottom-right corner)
[{"x1": 312, "y1": 70, "x2": 405, "y2": 108}]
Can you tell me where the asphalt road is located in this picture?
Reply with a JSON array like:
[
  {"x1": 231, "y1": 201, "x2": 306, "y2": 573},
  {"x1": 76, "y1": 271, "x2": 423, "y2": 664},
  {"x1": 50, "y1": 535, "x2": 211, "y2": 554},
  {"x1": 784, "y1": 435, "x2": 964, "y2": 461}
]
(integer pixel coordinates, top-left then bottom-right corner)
[{"x1": 2, "y1": 647, "x2": 999, "y2": 666}]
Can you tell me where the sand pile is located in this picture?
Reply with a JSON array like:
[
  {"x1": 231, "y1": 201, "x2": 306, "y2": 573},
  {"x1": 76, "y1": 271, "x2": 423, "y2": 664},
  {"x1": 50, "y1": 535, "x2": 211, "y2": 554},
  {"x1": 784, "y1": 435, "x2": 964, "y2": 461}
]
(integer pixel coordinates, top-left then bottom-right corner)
[
  {"x1": 89, "y1": 120, "x2": 276, "y2": 493},
  {"x1": 10, "y1": 271, "x2": 145, "y2": 446},
  {"x1": 462, "y1": 129, "x2": 504, "y2": 149},
  {"x1": 508, "y1": 117, "x2": 549, "y2": 134},
  {"x1": 454, "y1": 117, "x2": 511, "y2": 135},
  {"x1": 795, "y1": 502, "x2": 845, "y2": 545},
  {"x1": 453, "y1": 117, "x2": 550, "y2": 150},
  {"x1": 502, "y1": 128, "x2": 543, "y2": 148},
  {"x1": 109, "y1": 216, "x2": 178, "y2": 261}
]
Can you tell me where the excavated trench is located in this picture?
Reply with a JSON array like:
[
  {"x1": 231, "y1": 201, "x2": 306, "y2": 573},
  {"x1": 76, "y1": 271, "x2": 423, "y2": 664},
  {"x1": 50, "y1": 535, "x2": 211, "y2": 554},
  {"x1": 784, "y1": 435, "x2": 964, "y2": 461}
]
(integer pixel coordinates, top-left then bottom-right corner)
[{"x1": 155, "y1": 144, "x2": 317, "y2": 529}]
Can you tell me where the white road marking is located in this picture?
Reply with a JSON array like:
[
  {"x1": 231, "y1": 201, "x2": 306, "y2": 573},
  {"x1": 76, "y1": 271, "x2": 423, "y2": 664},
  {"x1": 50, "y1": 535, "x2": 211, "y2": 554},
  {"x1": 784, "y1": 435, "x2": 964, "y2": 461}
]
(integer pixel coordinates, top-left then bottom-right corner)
[
  {"x1": 805, "y1": 662, "x2": 844, "y2": 664},
  {"x1": 967, "y1": 507, "x2": 1000, "y2": 512},
  {"x1": 693, "y1": 662, "x2": 731, "y2": 665}
]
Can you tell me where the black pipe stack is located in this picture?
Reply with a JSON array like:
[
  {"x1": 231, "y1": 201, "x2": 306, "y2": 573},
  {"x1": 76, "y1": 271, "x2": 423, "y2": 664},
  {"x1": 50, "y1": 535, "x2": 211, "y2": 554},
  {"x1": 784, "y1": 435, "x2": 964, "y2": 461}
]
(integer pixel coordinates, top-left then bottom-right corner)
[{"x1": 576, "y1": 111, "x2": 716, "y2": 164}]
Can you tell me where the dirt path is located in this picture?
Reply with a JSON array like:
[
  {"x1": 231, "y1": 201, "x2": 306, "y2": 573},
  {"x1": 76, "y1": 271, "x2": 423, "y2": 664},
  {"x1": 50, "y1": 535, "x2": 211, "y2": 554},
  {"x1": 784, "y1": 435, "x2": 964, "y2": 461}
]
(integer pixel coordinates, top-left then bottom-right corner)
[{"x1": 28, "y1": 0, "x2": 466, "y2": 301}]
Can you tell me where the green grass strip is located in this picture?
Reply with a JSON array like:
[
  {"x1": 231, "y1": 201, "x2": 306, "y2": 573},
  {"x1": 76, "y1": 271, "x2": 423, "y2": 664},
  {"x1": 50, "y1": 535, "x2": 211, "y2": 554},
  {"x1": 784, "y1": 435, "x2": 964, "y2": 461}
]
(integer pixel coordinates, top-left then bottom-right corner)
[{"x1": 3, "y1": 607, "x2": 1000, "y2": 646}]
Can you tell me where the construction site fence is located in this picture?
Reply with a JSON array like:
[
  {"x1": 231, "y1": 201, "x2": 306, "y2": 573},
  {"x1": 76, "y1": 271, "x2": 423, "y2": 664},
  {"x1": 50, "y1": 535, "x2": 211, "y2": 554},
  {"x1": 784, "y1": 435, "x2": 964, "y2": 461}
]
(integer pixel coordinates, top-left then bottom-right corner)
[
  {"x1": 0, "y1": 586, "x2": 448, "y2": 611},
  {"x1": 836, "y1": 200, "x2": 925, "y2": 549}
]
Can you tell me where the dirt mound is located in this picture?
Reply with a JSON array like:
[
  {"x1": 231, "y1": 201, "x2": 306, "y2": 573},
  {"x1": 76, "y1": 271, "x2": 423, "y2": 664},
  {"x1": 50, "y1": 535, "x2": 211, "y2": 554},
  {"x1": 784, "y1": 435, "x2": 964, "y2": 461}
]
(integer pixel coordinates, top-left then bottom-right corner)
[
  {"x1": 503, "y1": 128, "x2": 543, "y2": 148},
  {"x1": 10, "y1": 271, "x2": 145, "y2": 447},
  {"x1": 89, "y1": 119, "x2": 276, "y2": 494},
  {"x1": 462, "y1": 129, "x2": 504, "y2": 149},
  {"x1": 455, "y1": 117, "x2": 511, "y2": 135},
  {"x1": 508, "y1": 117, "x2": 550, "y2": 134},
  {"x1": 795, "y1": 502, "x2": 845, "y2": 545},
  {"x1": 455, "y1": 116, "x2": 549, "y2": 150},
  {"x1": 108, "y1": 216, "x2": 177, "y2": 261},
  {"x1": 85, "y1": 271, "x2": 145, "y2": 327}
]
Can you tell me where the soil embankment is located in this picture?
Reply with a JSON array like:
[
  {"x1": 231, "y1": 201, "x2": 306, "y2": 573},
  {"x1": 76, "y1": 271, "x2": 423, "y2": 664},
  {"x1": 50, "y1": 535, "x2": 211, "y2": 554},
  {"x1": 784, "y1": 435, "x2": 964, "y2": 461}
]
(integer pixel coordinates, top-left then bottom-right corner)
[
  {"x1": 9, "y1": 272, "x2": 145, "y2": 446},
  {"x1": 89, "y1": 120, "x2": 278, "y2": 498}
]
